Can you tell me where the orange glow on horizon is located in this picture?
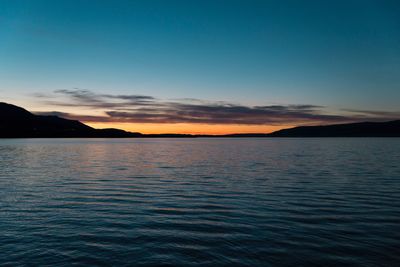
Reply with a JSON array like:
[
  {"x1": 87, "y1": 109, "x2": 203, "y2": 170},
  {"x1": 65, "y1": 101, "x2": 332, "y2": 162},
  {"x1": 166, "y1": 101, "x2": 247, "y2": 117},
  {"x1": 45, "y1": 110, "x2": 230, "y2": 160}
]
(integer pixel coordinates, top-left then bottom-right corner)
[{"x1": 85, "y1": 122, "x2": 292, "y2": 135}]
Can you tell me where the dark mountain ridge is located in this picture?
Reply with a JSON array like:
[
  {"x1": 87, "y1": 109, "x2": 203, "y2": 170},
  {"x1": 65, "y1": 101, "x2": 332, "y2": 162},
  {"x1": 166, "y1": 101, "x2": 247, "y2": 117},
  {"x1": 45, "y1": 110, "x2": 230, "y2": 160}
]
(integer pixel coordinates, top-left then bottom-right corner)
[
  {"x1": 0, "y1": 102, "x2": 141, "y2": 138},
  {"x1": 1, "y1": 102, "x2": 400, "y2": 137},
  {"x1": 269, "y1": 120, "x2": 400, "y2": 137}
]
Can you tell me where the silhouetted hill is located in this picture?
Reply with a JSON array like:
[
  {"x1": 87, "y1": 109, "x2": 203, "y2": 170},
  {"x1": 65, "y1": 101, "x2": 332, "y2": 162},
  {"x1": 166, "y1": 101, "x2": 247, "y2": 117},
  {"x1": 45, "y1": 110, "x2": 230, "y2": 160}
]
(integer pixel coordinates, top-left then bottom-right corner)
[
  {"x1": 0, "y1": 102, "x2": 141, "y2": 138},
  {"x1": 269, "y1": 120, "x2": 400, "y2": 137}
]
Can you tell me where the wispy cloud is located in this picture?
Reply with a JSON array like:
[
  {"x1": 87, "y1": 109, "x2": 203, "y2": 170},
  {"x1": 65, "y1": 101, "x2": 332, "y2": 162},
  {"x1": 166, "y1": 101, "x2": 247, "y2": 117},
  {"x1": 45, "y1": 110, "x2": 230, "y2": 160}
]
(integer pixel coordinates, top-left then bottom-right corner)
[
  {"x1": 34, "y1": 89, "x2": 399, "y2": 125},
  {"x1": 341, "y1": 109, "x2": 400, "y2": 120},
  {"x1": 40, "y1": 89, "x2": 156, "y2": 108}
]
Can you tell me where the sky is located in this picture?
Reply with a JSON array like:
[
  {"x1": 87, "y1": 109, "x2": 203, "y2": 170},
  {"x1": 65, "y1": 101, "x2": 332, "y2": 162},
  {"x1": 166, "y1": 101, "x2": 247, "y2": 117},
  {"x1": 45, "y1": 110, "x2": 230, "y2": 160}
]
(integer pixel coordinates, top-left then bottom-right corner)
[{"x1": 1, "y1": 0, "x2": 400, "y2": 134}]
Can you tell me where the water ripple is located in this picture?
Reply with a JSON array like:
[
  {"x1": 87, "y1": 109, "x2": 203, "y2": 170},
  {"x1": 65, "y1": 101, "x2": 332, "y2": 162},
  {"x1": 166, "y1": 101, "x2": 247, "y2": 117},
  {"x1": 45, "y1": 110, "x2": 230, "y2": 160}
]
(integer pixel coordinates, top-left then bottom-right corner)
[{"x1": 1, "y1": 138, "x2": 400, "y2": 266}]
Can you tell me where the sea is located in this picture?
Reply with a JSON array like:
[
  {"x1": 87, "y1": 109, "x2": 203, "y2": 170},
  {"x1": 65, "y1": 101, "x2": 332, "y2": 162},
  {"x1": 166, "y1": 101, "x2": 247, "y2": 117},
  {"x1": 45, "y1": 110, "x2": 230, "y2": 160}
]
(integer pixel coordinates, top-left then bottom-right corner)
[{"x1": 0, "y1": 138, "x2": 399, "y2": 266}]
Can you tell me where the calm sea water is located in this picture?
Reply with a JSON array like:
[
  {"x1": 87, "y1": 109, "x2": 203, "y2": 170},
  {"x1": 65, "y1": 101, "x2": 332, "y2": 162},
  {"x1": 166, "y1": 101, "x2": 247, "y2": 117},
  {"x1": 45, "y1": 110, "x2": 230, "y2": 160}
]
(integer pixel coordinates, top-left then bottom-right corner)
[{"x1": 0, "y1": 138, "x2": 399, "y2": 266}]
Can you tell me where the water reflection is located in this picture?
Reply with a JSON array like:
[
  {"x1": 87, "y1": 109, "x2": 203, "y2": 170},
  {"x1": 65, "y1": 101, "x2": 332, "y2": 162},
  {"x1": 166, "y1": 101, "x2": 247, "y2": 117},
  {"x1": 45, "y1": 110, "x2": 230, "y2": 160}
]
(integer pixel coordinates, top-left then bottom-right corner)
[{"x1": 0, "y1": 138, "x2": 399, "y2": 266}]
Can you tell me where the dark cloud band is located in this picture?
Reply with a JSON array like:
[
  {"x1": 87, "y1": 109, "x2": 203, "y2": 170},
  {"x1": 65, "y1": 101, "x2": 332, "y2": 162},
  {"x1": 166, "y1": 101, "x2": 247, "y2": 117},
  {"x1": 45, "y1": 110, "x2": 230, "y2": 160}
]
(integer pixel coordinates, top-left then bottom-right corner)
[{"x1": 34, "y1": 89, "x2": 399, "y2": 125}]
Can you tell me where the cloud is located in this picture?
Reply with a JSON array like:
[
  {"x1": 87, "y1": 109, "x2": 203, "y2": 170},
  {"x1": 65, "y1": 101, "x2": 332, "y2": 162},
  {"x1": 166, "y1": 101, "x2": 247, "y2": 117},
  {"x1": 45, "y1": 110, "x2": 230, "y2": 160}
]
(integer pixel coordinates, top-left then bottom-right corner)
[
  {"x1": 341, "y1": 109, "x2": 400, "y2": 120},
  {"x1": 34, "y1": 111, "x2": 112, "y2": 122},
  {"x1": 33, "y1": 89, "x2": 399, "y2": 125},
  {"x1": 39, "y1": 89, "x2": 157, "y2": 109}
]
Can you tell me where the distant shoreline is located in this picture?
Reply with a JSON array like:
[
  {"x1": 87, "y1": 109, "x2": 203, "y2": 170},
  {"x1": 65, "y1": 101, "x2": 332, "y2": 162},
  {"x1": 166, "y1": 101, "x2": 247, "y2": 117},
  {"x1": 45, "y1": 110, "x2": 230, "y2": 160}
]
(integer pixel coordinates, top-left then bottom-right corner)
[
  {"x1": 2, "y1": 135, "x2": 400, "y2": 139},
  {"x1": 1, "y1": 102, "x2": 400, "y2": 138}
]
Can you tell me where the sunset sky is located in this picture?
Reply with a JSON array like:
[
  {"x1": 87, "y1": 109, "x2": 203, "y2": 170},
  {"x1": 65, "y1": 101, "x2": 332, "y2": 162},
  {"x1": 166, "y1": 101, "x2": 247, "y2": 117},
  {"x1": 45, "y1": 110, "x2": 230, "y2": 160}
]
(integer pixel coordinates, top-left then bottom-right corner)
[{"x1": 1, "y1": 0, "x2": 400, "y2": 134}]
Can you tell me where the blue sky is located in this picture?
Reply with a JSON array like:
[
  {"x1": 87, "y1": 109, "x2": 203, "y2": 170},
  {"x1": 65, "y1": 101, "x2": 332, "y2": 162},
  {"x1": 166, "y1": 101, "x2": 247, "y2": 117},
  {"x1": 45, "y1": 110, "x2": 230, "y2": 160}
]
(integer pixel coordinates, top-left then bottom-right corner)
[{"x1": 1, "y1": 0, "x2": 400, "y2": 133}]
